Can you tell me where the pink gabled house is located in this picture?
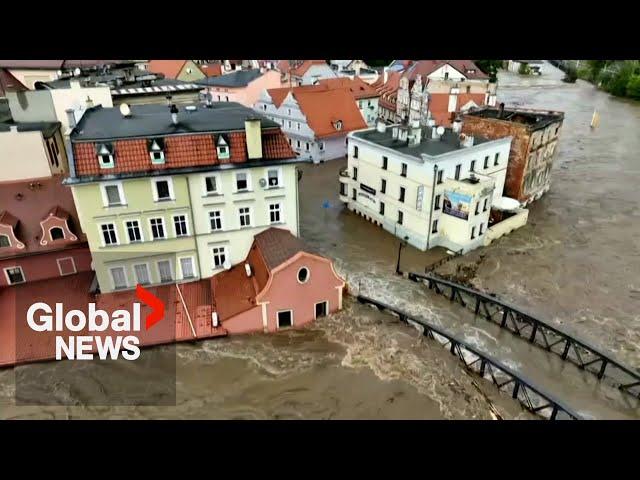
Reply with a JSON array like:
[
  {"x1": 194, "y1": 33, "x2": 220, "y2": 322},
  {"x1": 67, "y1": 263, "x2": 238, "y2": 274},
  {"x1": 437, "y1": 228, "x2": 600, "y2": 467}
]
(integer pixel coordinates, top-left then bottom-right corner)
[
  {"x1": 196, "y1": 68, "x2": 285, "y2": 107},
  {"x1": 212, "y1": 228, "x2": 345, "y2": 333}
]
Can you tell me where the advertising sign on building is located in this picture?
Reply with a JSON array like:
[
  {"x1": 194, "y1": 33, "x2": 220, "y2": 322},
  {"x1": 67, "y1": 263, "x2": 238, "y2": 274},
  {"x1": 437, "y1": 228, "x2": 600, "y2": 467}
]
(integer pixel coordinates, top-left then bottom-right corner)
[{"x1": 443, "y1": 190, "x2": 471, "y2": 220}]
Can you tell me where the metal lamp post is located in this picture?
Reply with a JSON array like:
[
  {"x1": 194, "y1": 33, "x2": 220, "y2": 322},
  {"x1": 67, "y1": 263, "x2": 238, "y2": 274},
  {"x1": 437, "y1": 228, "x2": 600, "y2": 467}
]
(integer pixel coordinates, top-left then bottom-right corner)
[{"x1": 395, "y1": 236, "x2": 409, "y2": 275}]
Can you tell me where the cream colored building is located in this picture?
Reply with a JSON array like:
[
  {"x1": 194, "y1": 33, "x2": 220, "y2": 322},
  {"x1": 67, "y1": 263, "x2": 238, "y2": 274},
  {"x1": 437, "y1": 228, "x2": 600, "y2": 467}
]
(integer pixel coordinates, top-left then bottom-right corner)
[{"x1": 340, "y1": 120, "x2": 517, "y2": 254}]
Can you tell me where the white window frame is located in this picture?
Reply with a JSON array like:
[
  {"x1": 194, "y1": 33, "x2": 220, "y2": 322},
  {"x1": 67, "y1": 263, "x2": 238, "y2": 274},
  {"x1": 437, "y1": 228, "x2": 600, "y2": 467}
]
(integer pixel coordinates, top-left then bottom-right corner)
[
  {"x1": 235, "y1": 171, "x2": 251, "y2": 192},
  {"x1": 133, "y1": 262, "x2": 151, "y2": 285},
  {"x1": 172, "y1": 213, "x2": 190, "y2": 237},
  {"x1": 203, "y1": 173, "x2": 221, "y2": 196},
  {"x1": 123, "y1": 218, "x2": 144, "y2": 243},
  {"x1": 56, "y1": 257, "x2": 77, "y2": 276},
  {"x1": 178, "y1": 256, "x2": 197, "y2": 280},
  {"x1": 211, "y1": 245, "x2": 228, "y2": 269},
  {"x1": 100, "y1": 181, "x2": 126, "y2": 207},
  {"x1": 277, "y1": 309, "x2": 294, "y2": 329},
  {"x1": 265, "y1": 167, "x2": 282, "y2": 188},
  {"x1": 109, "y1": 265, "x2": 129, "y2": 290},
  {"x1": 269, "y1": 202, "x2": 282, "y2": 224},
  {"x1": 150, "y1": 150, "x2": 165, "y2": 164},
  {"x1": 0, "y1": 234, "x2": 11, "y2": 248},
  {"x1": 98, "y1": 154, "x2": 115, "y2": 169},
  {"x1": 99, "y1": 222, "x2": 120, "y2": 246},
  {"x1": 156, "y1": 259, "x2": 174, "y2": 284},
  {"x1": 314, "y1": 301, "x2": 329, "y2": 320},
  {"x1": 151, "y1": 177, "x2": 175, "y2": 202},
  {"x1": 149, "y1": 217, "x2": 167, "y2": 240},
  {"x1": 238, "y1": 206, "x2": 252, "y2": 228},
  {"x1": 297, "y1": 266, "x2": 310, "y2": 284},
  {"x1": 4, "y1": 266, "x2": 26, "y2": 285},
  {"x1": 209, "y1": 210, "x2": 224, "y2": 232}
]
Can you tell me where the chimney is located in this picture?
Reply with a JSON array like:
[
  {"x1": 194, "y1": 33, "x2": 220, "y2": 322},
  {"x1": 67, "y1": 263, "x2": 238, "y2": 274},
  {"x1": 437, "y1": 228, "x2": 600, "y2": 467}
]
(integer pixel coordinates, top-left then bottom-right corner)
[
  {"x1": 245, "y1": 118, "x2": 263, "y2": 159},
  {"x1": 66, "y1": 109, "x2": 77, "y2": 129},
  {"x1": 9, "y1": 125, "x2": 18, "y2": 133},
  {"x1": 376, "y1": 119, "x2": 387, "y2": 133},
  {"x1": 460, "y1": 133, "x2": 475, "y2": 148},
  {"x1": 85, "y1": 96, "x2": 94, "y2": 109},
  {"x1": 391, "y1": 126, "x2": 399, "y2": 140},
  {"x1": 170, "y1": 104, "x2": 179, "y2": 125},
  {"x1": 431, "y1": 127, "x2": 438, "y2": 139},
  {"x1": 452, "y1": 118, "x2": 462, "y2": 133}
]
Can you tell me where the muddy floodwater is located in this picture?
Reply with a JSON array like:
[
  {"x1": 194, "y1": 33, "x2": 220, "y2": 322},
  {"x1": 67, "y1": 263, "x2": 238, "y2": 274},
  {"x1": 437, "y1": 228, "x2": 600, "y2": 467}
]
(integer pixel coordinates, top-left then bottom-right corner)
[{"x1": 1, "y1": 63, "x2": 639, "y2": 419}]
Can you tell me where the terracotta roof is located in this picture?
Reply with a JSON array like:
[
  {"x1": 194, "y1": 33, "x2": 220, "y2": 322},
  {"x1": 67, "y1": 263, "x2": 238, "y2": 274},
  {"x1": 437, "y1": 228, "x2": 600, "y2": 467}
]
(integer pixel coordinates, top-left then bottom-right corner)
[
  {"x1": 316, "y1": 77, "x2": 378, "y2": 99},
  {"x1": 253, "y1": 227, "x2": 309, "y2": 270},
  {"x1": 290, "y1": 60, "x2": 328, "y2": 77},
  {"x1": 0, "y1": 175, "x2": 86, "y2": 259},
  {"x1": 46, "y1": 206, "x2": 69, "y2": 220},
  {"x1": 147, "y1": 60, "x2": 188, "y2": 79},
  {"x1": 0, "y1": 68, "x2": 27, "y2": 96},
  {"x1": 403, "y1": 60, "x2": 489, "y2": 81},
  {"x1": 199, "y1": 62, "x2": 222, "y2": 77},
  {"x1": 266, "y1": 85, "x2": 368, "y2": 139}
]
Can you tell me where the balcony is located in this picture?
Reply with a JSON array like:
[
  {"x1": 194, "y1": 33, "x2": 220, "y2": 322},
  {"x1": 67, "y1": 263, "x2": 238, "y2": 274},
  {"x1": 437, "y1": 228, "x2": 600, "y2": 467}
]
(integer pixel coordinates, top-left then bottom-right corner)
[{"x1": 339, "y1": 168, "x2": 350, "y2": 178}]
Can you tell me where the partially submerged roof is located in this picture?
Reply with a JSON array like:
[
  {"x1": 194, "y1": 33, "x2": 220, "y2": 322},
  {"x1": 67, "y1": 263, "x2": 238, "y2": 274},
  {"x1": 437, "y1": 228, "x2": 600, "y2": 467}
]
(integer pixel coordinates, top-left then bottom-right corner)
[
  {"x1": 253, "y1": 227, "x2": 310, "y2": 270},
  {"x1": 196, "y1": 69, "x2": 263, "y2": 88},
  {"x1": 71, "y1": 103, "x2": 280, "y2": 141},
  {"x1": 464, "y1": 106, "x2": 564, "y2": 130}
]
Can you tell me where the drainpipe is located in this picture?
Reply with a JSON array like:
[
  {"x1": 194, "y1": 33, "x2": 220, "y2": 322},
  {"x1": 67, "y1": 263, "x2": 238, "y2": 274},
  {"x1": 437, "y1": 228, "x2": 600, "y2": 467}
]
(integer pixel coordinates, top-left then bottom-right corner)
[
  {"x1": 295, "y1": 166, "x2": 300, "y2": 237},
  {"x1": 185, "y1": 176, "x2": 203, "y2": 281},
  {"x1": 426, "y1": 164, "x2": 438, "y2": 250}
]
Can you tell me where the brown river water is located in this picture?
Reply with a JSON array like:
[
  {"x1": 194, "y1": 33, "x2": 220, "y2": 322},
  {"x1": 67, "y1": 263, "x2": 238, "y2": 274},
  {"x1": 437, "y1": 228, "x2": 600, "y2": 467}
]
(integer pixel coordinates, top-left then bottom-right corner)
[{"x1": 1, "y1": 63, "x2": 639, "y2": 419}]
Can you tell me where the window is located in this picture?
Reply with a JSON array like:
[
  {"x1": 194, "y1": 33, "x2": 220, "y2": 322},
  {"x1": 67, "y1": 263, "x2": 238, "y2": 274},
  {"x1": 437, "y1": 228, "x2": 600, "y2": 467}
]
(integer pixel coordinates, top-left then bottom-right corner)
[
  {"x1": 475, "y1": 202, "x2": 480, "y2": 215},
  {"x1": 267, "y1": 169, "x2": 279, "y2": 187},
  {"x1": 483, "y1": 198, "x2": 488, "y2": 212},
  {"x1": 466, "y1": 86, "x2": 471, "y2": 94},
  {"x1": 398, "y1": 210, "x2": 404, "y2": 225},
  {"x1": 126, "y1": 220, "x2": 142, "y2": 242},
  {"x1": 340, "y1": 183, "x2": 347, "y2": 196},
  {"x1": 319, "y1": 142, "x2": 324, "y2": 151},
  {"x1": 237, "y1": 172, "x2": 251, "y2": 191},
  {"x1": 471, "y1": 226, "x2": 476, "y2": 239},
  {"x1": 216, "y1": 135, "x2": 230, "y2": 159},
  {"x1": 296, "y1": 140, "x2": 301, "y2": 148},
  {"x1": 353, "y1": 167, "x2": 358, "y2": 181},
  {"x1": 381, "y1": 179, "x2": 386, "y2": 194},
  {"x1": 297, "y1": 122, "x2": 301, "y2": 131},
  {"x1": 225, "y1": 96, "x2": 229, "y2": 102},
  {"x1": 180, "y1": 257, "x2": 195, "y2": 279},
  {"x1": 288, "y1": 120, "x2": 292, "y2": 128},
  {"x1": 379, "y1": 202, "x2": 385, "y2": 215},
  {"x1": 352, "y1": 188, "x2": 356, "y2": 200},
  {"x1": 101, "y1": 223, "x2": 118, "y2": 246},
  {"x1": 444, "y1": 72, "x2": 449, "y2": 80},
  {"x1": 479, "y1": 223, "x2": 484, "y2": 235},
  {"x1": 315, "y1": 301, "x2": 328, "y2": 319},
  {"x1": 134, "y1": 264, "x2": 150, "y2": 285},
  {"x1": 401, "y1": 163, "x2": 407, "y2": 177},
  {"x1": 455, "y1": 164, "x2": 461, "y2": 180},
  {"x1": 269, "y1": 203, "x2": 281, "y2": 223},
  {"x1": 209, "y1": 210, "x2": 223, "y2": 231},
  {"x1": 382, "y1": 156, "x2": 388, "y2": 170},
  {"x1": 150, "y1": 218, "x2": 166, "y2": 240},
  {"x1": 484, "y1": 156, "x2": 489, "y2": 169},
  {"x1": 174, "y1": 214, "x2": 189, "y2": 237},
  {"x1": 110, "y1": 267, "x2": 127, "y2": 290},
  {"x1": 239, "y1": 207, "x2": 251, "y2": 227},
  {"x1": 205, "y1": 176, "x2": 219, "y2": 195},
  {"x1": 4, "y1": 266, "x2": 25, "y2": 285},
  {"x1": 212, "y1": 246, "x2": 227, "y2": 268},
  {"x1": 470, "y1": 160, "x2": 476, "y2": 172},
  {"x1": 262, "y1": 104, "x2": 267, "y2": 111},
  {"x1": 399, "y1": 186, "x2": 405, "y2": 203},
  {"x1": 434, "y1": 194, "x2": 441, "y2": 210},
  {"x1": 305, "y1": 142, "x2": 310, "y2": 151},
  {"x1": 277, "y1": 310, "x2": 293, "y2": 329},
  {"x1": 153, "y1": 179, "x2": 173, "y2": 201},
  {"x1": 104, "y1": 184, "x2": 124, "y2": 207},
  {"x1": 50, "y1": 227, "x2": 64, "y2": 240},
  {"x1": 353, "y1": 146, "x2": 359, "y2": 158},
  {"x1": 57, "y1": 257, "x2": 76, "y2": 276},
  {"x1": 150, "y1": 151, "x2": 165, "y2": 164},
  {"x1": 432, "y1": 219, "x2": 438, "y2": 234},
  {"x1": 494, "y1": 153, "x2": 500, "y2": 166},
  {"x1": 157, "y1": 260, "x2": 173, "y2": 283},
  {"x1": 98, "y1": 154, "x2": 114, "y2": 169},
  {"x1": 297, "y1": 267, "x2": 309, "y2": 283},
  {"x1": 437, "y1": 170, "x2": 443, "y2": 184},
  {"x1": 0, "y1": 235, "x2": 10, "y2": 248}
]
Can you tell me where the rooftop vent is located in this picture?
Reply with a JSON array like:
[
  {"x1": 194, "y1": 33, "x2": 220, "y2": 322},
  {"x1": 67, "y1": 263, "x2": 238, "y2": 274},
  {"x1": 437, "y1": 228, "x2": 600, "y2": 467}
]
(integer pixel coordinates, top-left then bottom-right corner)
[
  {"x1": 119, "y1": 103, "x2": 131, "y2": 118},
  {"x1": 244, "y1": 263, "x2": 253, "y2": 277},
  {"x1": 376, "y1": 119, "x2": 386, "y2": 133},
  {"x1": 460, "y1": 133, "x2": 475, "y2": 147}
]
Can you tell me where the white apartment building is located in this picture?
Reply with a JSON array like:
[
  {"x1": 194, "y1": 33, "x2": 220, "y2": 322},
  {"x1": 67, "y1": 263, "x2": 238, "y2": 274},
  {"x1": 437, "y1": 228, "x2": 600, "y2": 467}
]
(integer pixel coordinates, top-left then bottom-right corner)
[{"x1": 340, "y1": 120, "x2": 514, "y2": 254}]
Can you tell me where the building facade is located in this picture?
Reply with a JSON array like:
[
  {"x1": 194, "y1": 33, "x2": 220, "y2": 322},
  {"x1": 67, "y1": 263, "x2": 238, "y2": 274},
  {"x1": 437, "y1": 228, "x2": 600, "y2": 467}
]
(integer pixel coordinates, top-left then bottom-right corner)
[
  {"x1": 66, "y1": 102, "x2": 302, "y2": 293},
  {"x1": 277, "y1": 60, "x2": 338, "y2": 86},
  {"x1": 196, "y1": 69, "x2": 284, "y2": 107},
  {"x1": 462, "y1": 106, "x2": 564, "y2": 205},
  {"x1": 339, "y1": 121, "x2": 515, "y2": 253}
]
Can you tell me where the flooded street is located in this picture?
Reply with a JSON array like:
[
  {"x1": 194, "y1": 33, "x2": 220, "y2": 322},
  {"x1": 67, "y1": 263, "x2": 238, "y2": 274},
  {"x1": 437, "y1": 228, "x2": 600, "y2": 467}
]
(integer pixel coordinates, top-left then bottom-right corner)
[{"x1": 1, "y1": 63, "x2": 639, "y2": 419}]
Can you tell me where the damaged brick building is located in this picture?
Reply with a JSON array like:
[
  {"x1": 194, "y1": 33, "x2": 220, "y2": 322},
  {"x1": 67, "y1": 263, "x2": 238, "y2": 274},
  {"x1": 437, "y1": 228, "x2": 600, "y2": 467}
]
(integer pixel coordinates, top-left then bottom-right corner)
[{"x1": 462, "y1": 105, "x2": 564, "y2": 205}]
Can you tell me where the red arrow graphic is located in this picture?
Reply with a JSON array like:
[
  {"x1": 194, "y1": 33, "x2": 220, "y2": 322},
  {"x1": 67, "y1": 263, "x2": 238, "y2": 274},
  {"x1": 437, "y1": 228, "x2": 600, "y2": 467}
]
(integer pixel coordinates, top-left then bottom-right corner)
[{"x1": 136, "y1": 284, "x2": 165, "y2": 330}]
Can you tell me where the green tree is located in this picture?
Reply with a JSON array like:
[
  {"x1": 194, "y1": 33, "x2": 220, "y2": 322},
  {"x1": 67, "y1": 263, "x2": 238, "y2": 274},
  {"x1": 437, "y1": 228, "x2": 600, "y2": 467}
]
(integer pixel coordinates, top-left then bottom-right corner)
[
  {"x1": 475, "y1": 60, "x2": 503, "y2": 82},
  {"x1": 518, "y1": 63, "x2": 531, "y2": 75},
  {"x1": 606, "y1": 61, "x2": 636, "y2": 97},
  {"x1": 587, "y1": 60, "x2": 608, "y2": 81},
  {"x1": 626, "y1": 75, "x2": 640, "y2": 99}
]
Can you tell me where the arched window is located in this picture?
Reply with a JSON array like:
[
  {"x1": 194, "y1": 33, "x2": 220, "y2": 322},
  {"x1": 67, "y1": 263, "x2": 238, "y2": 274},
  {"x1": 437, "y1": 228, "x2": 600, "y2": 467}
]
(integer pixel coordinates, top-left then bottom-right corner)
[
  {"x1": 0, "y1": 234, "x2": 10, "y2": 248},
  {"x1": 50, "y1": 227, "x2": 65, "y2": 240},
  {"x1": 297, "y1": 266, "x2": 310, "y2": 284}
]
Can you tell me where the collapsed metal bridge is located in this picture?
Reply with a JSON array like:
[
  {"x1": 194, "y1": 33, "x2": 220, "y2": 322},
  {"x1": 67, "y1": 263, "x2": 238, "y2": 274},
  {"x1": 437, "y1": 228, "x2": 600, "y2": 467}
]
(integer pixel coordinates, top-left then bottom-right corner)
[
  {"x1": 407, "y1": 272, "x2": 640, "y2": 400},
  {"x1": 357, "y1": 294, "x2": 581, "y2": 420}
]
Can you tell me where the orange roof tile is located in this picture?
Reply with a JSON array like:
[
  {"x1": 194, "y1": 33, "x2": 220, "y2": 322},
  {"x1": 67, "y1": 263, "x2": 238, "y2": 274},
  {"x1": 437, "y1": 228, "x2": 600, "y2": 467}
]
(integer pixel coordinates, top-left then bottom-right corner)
[
  {"x1": 316, "y1": 77, "x2": 378, "y2": 99},
  {"x1": 290, "y1": 60, "x2": 328, "y2": 77},
  {"x1": 147, "y1": 60, "x2": 188, "y2": 79}
]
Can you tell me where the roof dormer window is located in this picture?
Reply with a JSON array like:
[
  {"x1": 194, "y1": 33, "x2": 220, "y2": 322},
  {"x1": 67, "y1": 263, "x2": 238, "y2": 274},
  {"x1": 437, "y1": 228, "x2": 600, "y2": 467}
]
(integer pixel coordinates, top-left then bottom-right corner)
[
  {"x1": 334, "y1": 120, "x2": 343, "y2": 131},
  {"x1": 96, "y1": 143, "x2": 115, "y2": 169},
  {"x1": 216, "y1": 134, "x2": 230, "y2": 160},
  {"x1": 0, "y1": 234, "x2": 10, "y2": 248},
  {"x1": 148, "y1": 138, "x2": 166, "y2": 164}
]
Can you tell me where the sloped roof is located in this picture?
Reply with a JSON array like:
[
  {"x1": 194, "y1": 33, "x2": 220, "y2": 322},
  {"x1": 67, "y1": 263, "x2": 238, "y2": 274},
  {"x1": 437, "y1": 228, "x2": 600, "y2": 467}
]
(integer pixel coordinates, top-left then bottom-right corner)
[
  {"x1": 403, "y1": 60, "x2": 488, "y2": 81},
  {"x1": 316, "y1": 77, "x2": 378, "y2": 99},
  {"x1": 291, "y1": 60, "x2": 329, "y2": 77},
  {"x1": 0, "y1": 68, "x2": 27, "y2": 96},
  {"x1": 199, "y1": 62, "x2": 223, "y2": 77},
  {"x1": 253, "y1": 227, "x2": 309, "y2": 270},
  {"x1": 196, "y1": 69, "x2": 263, "y2": 88},
  {"x1": 147, "y1": 60, "x2": 188, "y2": 79}
]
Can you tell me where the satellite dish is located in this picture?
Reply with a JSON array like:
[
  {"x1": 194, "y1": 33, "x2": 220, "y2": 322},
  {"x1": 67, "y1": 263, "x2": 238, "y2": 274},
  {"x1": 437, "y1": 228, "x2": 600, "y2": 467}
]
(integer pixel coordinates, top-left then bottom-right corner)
[
  {"x1": 259, "y1": 178, "x2": 267, "y2": 188},
  {"x1": 74, "y1": 68, "x2": 81, "y2": 76},
  {"x1": 436, "y1": 126, "x2": 445, "y2": 136},
  {"x1": 119, "y1": 103, "x2": 131, "y2": 117}
]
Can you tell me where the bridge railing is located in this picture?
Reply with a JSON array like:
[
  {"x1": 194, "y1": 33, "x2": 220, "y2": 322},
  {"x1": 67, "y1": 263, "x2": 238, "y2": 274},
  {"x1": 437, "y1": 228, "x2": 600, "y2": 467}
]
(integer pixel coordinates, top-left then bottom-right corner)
[
  {"x1": 408, "y1": 272, "x2": 640, "y2": 400},
  {"x1": 357, "y1": 294, "x2": 581, "y2": 420}
]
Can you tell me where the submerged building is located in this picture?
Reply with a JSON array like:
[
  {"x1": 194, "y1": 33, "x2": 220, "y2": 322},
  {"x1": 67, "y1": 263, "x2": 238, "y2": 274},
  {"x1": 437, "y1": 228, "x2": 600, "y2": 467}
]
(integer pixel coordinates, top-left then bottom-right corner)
[
  {"x1": 462, "y1": 105, "x2": 564, "y2": 205},
  {"x1": 339, "y1": 119, "x2": 528, "y2": 254}
]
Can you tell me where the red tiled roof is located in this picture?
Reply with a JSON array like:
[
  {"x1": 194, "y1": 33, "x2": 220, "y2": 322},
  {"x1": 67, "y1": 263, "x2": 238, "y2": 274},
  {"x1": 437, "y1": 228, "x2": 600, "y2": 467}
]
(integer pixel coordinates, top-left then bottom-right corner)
[
  {"x1": 253, "y1": 227, "x2": 308, "y2": 270},
  {"x1": 211, "y1": 262, "x2": 260, "y2": 321},
  {"x1": 147, "y1": 60, "x2": 188, "y2": 79},
  {"x1": 199, "y1": 62, "x2": 222, "y2": 77},
  {"x1": 73, "y1": 129, "x2": 295, "y2": 177},
  {"x1": 46, "y1": 206, "x2": 69, "y2": 220},
  {"x1": 0, "y1": 210, "x2": 18, "y2": 228},
  {"x1": 316, "y1": 77, "x2": 379, "y2": 99},
  {"x1": 0, "y1": 175, "x2": 86, "y2": 259},
  {"x1": 403, "y1": 60, "x2": 488, "y2": 81}
]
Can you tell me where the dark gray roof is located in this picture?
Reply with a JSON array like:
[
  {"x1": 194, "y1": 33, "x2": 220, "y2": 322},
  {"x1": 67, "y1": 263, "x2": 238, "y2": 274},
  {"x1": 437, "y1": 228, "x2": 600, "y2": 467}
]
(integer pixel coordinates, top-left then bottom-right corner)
[
  {"x1": 0, "y1": 120, "x2": 60, "y2": 137},
  {"x1": 196, "y1": 69, "x2": 263, "y2": 88},
  {"x1": 71, "y1": 102, "x2": 279, "y2": 142},
  {"x1": 0, "y1": 99, "x2": 11, "y2": 123},
  {"x1": 464, "y1": 107, "x2": 564, "y2": 130},
  {"x1": 353, "y1": 127, "x2": 492, "y2": 158}
]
